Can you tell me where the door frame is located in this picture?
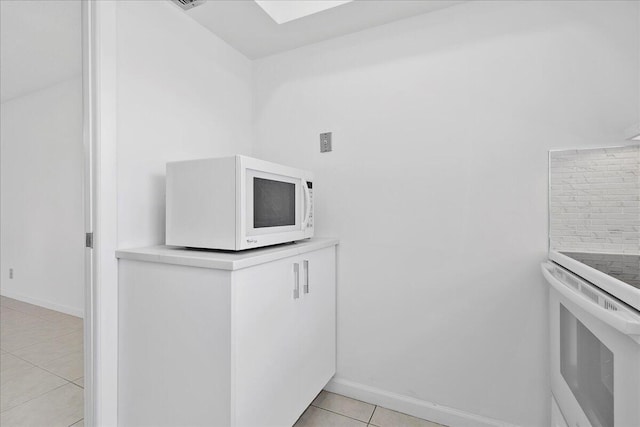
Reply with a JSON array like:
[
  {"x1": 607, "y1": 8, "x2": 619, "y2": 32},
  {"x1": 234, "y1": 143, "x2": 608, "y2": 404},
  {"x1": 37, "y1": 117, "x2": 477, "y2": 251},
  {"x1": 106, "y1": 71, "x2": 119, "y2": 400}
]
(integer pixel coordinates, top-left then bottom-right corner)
[
  {"x1": 81, "y1": 0, "x2": 94, "y2": 424},
  {"x1": 83, "y1": 1, "x2": 119, "y2": 425}
]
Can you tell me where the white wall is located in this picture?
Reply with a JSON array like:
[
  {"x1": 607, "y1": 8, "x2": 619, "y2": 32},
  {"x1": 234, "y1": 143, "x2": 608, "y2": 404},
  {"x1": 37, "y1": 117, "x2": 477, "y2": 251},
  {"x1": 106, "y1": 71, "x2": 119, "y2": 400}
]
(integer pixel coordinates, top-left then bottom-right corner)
[
  {"x1": 0, "y1": 0, "x2": 81, "y2": 103},
  {"x1": 116, "y1": 0, "x2": 253, "y2": 249},
  {"x1": 1, "y1": 77, "x2": 84, "y2": 316},
  {"x1": 105, "y1": 0, "x2": 252, "y2": 425},
  {"x1": 252, "y1": 1, "x2": 639, "y2": 426}
]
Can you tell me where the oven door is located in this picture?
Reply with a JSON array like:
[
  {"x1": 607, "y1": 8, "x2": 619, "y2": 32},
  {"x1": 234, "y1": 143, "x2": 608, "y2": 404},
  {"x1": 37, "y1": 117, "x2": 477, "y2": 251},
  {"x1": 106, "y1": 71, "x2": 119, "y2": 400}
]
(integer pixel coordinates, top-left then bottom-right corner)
[{"x1": 543, "y1": 263, "x2": 640, "y2": 427}]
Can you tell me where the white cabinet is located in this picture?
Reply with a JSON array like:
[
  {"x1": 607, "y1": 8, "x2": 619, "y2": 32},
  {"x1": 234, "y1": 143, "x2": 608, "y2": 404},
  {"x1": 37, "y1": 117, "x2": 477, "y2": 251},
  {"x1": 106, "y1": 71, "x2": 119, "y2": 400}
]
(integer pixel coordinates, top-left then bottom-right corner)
[
  {"x1": 233, "y1": 247, "x2": 336, "y2": 426},
  {"x1": 117, "y1": 239, "x2": 337, "y2": 427}
]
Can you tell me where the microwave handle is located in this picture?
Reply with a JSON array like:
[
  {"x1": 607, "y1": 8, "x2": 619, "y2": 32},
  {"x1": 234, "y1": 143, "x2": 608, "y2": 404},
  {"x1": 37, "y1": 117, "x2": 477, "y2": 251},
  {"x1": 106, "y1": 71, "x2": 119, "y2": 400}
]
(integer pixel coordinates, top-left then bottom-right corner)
[
  {"x1": 302, "y1": 181, "x2": 311, "y2": 229},
  {"x1": 541, "y1": 263, "x2": 640, "y2": 337}
]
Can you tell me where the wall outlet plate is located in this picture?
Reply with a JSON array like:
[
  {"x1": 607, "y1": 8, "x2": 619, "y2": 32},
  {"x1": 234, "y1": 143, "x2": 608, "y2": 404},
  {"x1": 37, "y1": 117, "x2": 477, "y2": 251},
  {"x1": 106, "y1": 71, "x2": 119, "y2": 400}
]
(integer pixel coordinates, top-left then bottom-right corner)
[
  {"x1": 9, "y1": 268, "x2": 13, "y2": 279},
  {"x1": 320, "y1": 132, "x2": 332, "y2": 153}
]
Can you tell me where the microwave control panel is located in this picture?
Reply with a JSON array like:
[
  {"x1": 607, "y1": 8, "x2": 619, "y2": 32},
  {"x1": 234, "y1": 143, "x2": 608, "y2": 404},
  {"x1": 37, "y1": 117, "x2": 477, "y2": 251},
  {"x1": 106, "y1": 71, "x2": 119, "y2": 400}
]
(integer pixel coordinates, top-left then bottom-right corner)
[{"x1": 307, "y1": 181, "x2": 313, "y2": 228}]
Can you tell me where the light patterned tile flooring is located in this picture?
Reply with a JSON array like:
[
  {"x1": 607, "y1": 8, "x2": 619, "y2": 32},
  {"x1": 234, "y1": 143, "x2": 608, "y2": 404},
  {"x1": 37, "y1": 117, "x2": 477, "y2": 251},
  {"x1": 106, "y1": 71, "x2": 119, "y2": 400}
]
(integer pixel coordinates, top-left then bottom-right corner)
[
  {"x1": 0, "y1": 296, "x2": 84, "y2": 427},
  {"x1": 0, "y1": 296, "x2": 444, "y2": 427},
  {"x1": 295, "y1": 391, "x2": 447, "y2": 427}
]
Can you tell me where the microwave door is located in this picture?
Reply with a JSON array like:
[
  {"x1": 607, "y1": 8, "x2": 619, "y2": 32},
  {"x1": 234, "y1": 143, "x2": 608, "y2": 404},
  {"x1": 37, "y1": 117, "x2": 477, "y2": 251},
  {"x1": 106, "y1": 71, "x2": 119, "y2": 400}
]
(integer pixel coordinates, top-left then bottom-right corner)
[
  {"x1": 245, "y1": 170, "x2": 304, "y2": 237},
  {"x1": 253, "y1": 177, "x2": 297, "y2": 229}
]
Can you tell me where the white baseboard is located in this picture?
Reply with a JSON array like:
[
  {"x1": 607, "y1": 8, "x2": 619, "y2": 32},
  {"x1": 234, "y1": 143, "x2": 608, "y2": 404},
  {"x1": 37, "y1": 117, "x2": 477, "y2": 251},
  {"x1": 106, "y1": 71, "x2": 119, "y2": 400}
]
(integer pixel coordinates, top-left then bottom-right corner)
[
  {"x1": 0, "y1": 289, "x2": 84, "y2": 318},
  {"x1": 325, "y1": 378, "x2": 519, "y2": 427}
]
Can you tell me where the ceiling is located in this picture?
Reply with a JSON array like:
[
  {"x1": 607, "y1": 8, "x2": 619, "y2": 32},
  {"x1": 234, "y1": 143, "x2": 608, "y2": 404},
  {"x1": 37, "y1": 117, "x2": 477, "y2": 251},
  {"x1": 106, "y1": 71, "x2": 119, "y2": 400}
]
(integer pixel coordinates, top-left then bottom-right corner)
[
  {"x1": 0, "y1": 0, "x2": 463, "y2": 102},
  {"x1": 184, "y1": 0, "x2": 465, "y2": 59},
  {"x1": 0, "y1": 0, "x2": 81, "y2": 103}
]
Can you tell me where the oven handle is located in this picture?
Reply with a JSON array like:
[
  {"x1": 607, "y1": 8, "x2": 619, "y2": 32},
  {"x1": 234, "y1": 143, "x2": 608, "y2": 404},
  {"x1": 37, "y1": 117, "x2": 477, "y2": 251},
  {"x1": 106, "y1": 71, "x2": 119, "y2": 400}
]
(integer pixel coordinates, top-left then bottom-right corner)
[{"x1": 542, "y1": 263, "x2": 640, "y2": 337}]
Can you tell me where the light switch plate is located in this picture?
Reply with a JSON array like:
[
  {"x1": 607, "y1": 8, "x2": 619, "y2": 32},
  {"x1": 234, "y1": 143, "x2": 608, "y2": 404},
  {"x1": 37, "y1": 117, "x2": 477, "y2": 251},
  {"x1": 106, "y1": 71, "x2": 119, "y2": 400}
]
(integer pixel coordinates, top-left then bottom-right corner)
[{"x1": 320, "y1": 132, "x2": 332, "y2": 153}]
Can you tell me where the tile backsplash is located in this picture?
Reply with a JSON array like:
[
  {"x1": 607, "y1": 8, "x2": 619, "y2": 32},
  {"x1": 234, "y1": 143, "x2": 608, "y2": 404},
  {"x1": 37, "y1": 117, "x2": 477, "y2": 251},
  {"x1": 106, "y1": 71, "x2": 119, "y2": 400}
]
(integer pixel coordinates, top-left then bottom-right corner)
[{"x1": 549, "y1": 145, "x2": 639, "y2": 254}]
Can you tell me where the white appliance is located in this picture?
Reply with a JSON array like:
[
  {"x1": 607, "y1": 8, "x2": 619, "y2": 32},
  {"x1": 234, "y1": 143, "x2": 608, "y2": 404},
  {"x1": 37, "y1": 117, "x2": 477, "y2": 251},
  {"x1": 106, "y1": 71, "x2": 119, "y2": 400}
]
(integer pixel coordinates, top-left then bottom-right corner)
[
  {"x1": 542, "y1": 261, "x2": 640, "y2": 427},
  {"x1": 166, "y1": 155, "x2": 314, "y2": 251},
  {"x1": 550, "y1": 251, "x2": 640, "y2": 312}
]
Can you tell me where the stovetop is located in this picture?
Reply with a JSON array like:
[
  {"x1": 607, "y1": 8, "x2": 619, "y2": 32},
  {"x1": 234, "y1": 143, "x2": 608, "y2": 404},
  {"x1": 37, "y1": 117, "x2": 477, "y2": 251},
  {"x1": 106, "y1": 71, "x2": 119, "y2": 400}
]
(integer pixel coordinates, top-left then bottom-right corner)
[{"x1": 559, "y1": 252, "x2": 640, "y2": 290}]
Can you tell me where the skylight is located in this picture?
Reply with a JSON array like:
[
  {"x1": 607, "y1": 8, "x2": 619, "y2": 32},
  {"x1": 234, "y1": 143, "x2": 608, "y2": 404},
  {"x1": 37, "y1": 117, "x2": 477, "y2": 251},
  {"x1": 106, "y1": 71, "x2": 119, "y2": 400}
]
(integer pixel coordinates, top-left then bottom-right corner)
[{"x1": 254, "y1": 0, "x2": 353, "y2": 24}]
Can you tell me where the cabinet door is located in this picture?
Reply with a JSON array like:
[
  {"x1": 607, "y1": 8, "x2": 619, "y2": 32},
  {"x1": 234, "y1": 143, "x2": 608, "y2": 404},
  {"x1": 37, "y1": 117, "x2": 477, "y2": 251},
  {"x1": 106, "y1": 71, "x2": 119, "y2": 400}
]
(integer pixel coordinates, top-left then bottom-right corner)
[
  {"x1": 232, "y1": 256, "x2": 303, "y2": 427},
  {"x1": 297, "y1": 246, "x2": 337, "y2": 407}
]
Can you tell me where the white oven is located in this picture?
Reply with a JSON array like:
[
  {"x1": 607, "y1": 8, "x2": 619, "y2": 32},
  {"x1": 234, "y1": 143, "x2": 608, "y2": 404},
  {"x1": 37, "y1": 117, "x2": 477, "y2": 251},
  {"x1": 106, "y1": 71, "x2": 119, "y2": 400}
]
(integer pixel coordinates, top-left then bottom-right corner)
[{"x1": 542, "y1": 262, "x2": 640, "y2": 427}]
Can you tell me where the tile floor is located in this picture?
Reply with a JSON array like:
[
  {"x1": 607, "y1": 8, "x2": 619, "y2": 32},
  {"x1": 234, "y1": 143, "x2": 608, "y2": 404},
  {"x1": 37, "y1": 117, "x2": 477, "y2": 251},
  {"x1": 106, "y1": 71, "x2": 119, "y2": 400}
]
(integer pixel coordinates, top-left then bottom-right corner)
[
  {"x1": 295, "y1": 391, "x2": 446, "y2": 427},
  {"x1": 1, "y1": 296, "x2": 443, "y2": 427},
  {"x1": 0, "y1": 296, "x2": 84, "y2": 427}
]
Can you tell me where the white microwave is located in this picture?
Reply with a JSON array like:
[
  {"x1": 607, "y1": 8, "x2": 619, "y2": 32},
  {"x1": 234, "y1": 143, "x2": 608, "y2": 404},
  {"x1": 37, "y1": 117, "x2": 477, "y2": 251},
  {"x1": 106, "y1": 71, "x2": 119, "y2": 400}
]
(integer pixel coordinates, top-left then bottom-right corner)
[{"x1": 166, "y1": 155, "x2": 314, "y2": 251}]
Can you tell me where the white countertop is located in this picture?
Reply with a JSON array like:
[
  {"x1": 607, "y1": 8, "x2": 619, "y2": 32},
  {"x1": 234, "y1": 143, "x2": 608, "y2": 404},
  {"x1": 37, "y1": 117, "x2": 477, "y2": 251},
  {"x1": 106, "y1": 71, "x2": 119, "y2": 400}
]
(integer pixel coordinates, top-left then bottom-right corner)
[{"x1": 115, "y1": 237, "x2": 339, "y2": 271}]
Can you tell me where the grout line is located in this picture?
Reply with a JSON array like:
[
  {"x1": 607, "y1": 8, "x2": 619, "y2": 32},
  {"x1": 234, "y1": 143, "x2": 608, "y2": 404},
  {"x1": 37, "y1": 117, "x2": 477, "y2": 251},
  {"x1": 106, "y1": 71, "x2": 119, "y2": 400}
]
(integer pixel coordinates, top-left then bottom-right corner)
[
  {"x1": 36, "y1": 364, "x2": 83, "y2": 385},
  {"x1": 308, "y1": 391, "x2": 378, "y2": 425},
  {"x1": 368, "y1": 406, "x2": 377, "y2": 424},
  {"x1": 1, "y1": 331, "x2": 83, "y2": 352},
  {"x1": 308, "y1": 405, "x2": 372, "y2": 424},
  {"x1": 322, "y1": 390, "x2": 375, "y2": 406},
  {"x1": 30, "y1": 362, "x2": 83, "y2": 385},
  {"x1": 6, "y1": 348, "x2": 83, "y2": 384},
  {"x1": 1, "y1": 325, "x2": 83, "y2": 353},
  {"x1": 7, "y1": 330, "x2": 83, "y2": 354},
  {"x1": 0, "y1": 382, "x2": 71, "y2": 414},
  {"x1": 67, "y1": 416, "x2": 83, "y2": 427},
  {"x1": 36, "y1": 347, "x2": 84, "y2": 370},
  {"x1": 1, "y1": 350, "x2": 37, "y2": 368},
  {"x1": 1, "y1": 299, "x2": 85, "y2": 418}
]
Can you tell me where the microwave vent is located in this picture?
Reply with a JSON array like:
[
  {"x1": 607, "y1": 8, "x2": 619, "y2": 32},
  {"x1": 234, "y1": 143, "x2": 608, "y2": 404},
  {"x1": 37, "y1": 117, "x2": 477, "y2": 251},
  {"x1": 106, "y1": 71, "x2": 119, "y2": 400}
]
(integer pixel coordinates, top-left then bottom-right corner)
[{"x1": 171, "y1": 0, "x2": 205, "y2": 10}]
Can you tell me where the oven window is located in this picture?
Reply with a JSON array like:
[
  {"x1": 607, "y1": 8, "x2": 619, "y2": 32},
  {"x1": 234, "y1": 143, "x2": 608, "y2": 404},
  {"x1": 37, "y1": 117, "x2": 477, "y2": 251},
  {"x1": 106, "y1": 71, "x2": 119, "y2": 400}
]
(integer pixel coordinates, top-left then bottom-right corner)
[
  {"x1": 560, "y1": 305, "x2": 614, "y2": 427},
  {"x1": 253, "y1": 178, "x2": 296, "y2": 228}
]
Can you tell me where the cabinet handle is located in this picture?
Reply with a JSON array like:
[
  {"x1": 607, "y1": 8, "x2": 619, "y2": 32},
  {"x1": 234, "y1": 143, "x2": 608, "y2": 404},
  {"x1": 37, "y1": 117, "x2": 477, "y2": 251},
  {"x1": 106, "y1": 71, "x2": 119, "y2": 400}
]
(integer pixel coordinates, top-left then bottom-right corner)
[
  {"x1": 303, "y1": 260, "x2": 309, "y2": 294},
  {"x1": 293, "y1": 263, "x2": 300, "y2": 299}
]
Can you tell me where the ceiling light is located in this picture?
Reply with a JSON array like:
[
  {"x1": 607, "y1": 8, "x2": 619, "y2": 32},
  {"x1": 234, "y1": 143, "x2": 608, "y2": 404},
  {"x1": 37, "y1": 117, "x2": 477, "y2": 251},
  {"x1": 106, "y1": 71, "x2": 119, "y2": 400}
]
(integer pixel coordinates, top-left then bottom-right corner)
[{"x1": 254, "y1": 0, "x2": 353, "y2": 24}]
